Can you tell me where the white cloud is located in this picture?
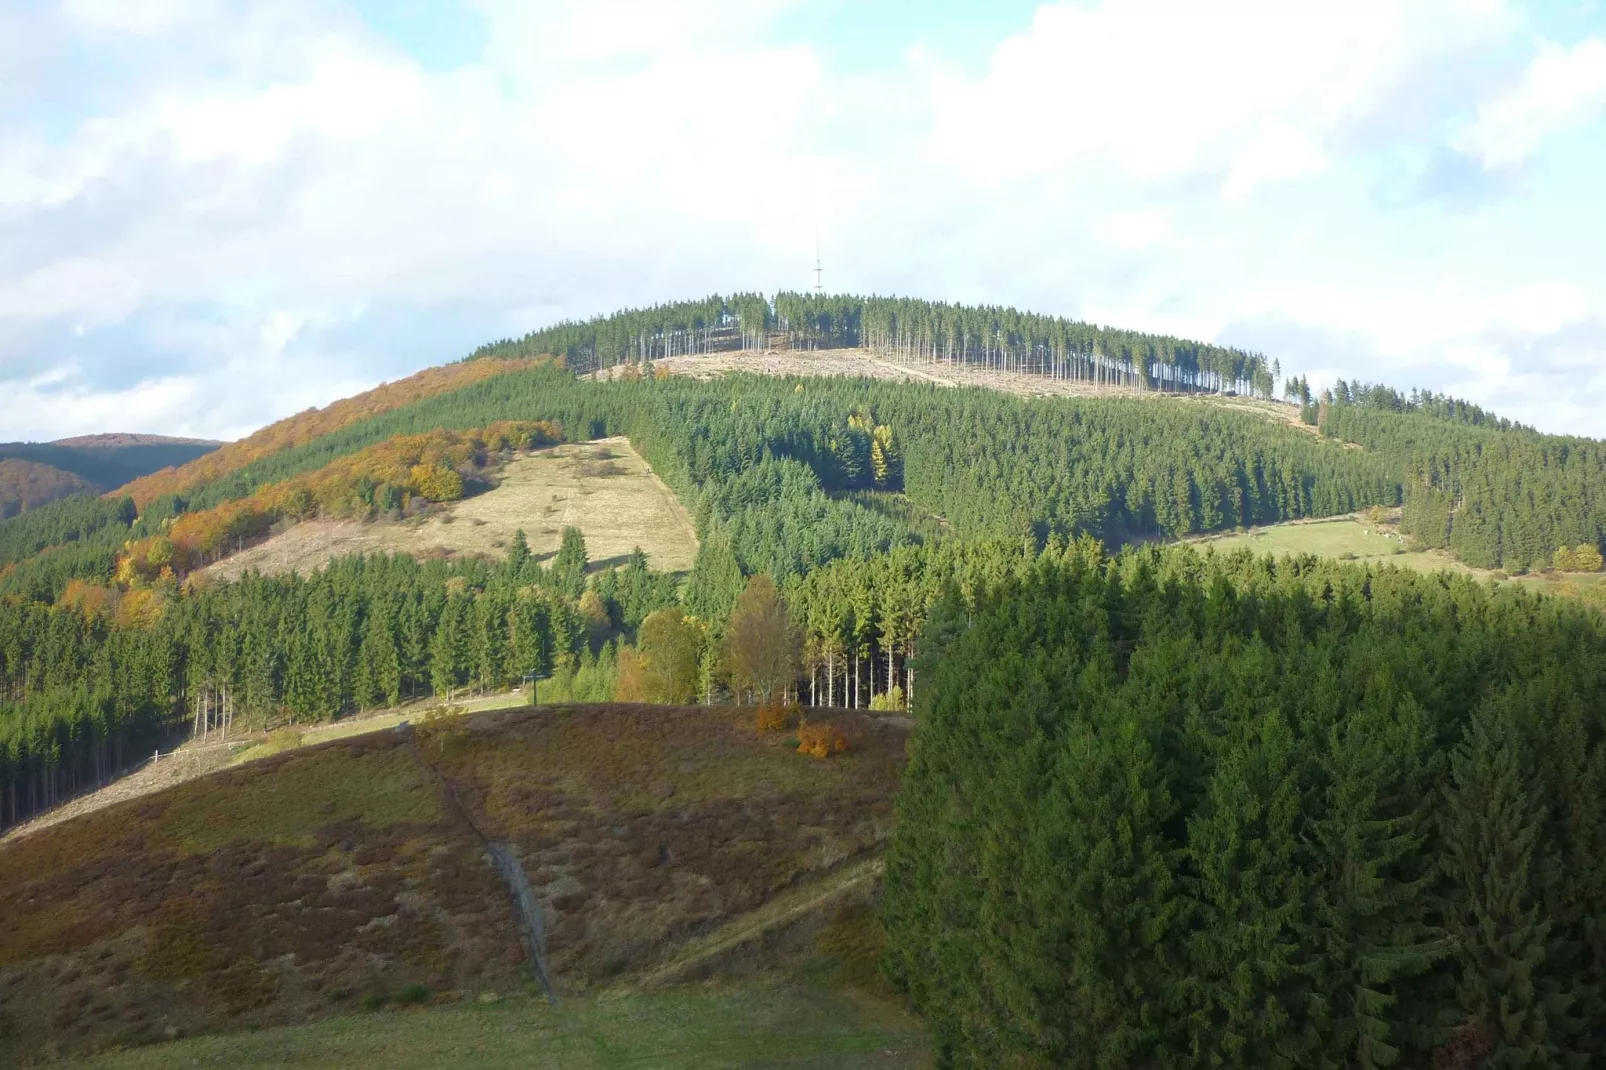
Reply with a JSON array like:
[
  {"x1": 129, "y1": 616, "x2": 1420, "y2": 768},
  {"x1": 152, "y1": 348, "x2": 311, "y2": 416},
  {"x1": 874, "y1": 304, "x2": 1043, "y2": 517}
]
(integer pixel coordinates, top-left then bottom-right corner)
[
  {"x1": 1, "y1": 0, "x2": 1604, "y2": 442},
  {"x1": 920, "y1": 0, "x2": 1512, "y2": 191},
  {"x1": 1094, "y1": 210, "x2": 1170, "y2": 251},
  {"x1": 1221, "y1": 124, "x2": 1330, "y2": 201},
  {"x1": 1465, "y1": 37, "x2": 1606, "y2": 167},
  {"x1": 59, "y1": 0, "x2": 214, "y2": 36},
  {"x1": 1495, "y1": 281, "x2": 1589, "y2": 334}
]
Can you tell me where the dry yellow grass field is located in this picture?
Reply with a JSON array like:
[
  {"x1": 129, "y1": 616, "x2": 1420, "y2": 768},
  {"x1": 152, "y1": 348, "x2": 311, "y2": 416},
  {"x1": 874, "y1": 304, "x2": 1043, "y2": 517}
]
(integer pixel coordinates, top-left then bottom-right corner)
[{"x1": 204, "y1": 437, "x2": 698, "y2": 581}]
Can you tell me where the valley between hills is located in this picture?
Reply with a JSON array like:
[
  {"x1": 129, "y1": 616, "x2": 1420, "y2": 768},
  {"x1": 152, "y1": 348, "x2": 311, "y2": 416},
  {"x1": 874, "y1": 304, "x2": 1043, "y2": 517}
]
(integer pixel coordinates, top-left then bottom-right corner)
[{"x1": 3, "y1": 293, "x2": 1605, "y2": 1066}]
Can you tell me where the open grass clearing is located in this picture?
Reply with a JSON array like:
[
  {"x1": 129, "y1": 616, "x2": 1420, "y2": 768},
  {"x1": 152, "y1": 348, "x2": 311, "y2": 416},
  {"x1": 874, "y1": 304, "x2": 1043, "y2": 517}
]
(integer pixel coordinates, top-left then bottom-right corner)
[
  {"x1": 76, "y1": 984, "x2": 929, "y2": 1069},
  {"x1": 204, "y1": 436, "x2": 697, "y2": 581},
  {"x1": 229, "y1": 690, "x2": 532, "y2": 765},
  {"x1": 1190, "y1": 513, "x2": 1606, "y2": 609},
  {"x1": 1191, "y1": 514, "x2": 1470, "y2": 574}
]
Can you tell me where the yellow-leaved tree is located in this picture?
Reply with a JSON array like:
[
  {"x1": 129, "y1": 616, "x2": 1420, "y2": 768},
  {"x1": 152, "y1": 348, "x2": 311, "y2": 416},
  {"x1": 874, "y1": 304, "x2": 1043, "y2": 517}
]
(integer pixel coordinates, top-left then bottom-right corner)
[
  {"x1": 409, "y1": 464, "x2": 464, "y2": 502},
  {"x1": 1574, "y1": 543, "x2": 1604, "y2": 573},
  {"x1": 725, "y1": 574, "x2": 799, "y2": 706}
]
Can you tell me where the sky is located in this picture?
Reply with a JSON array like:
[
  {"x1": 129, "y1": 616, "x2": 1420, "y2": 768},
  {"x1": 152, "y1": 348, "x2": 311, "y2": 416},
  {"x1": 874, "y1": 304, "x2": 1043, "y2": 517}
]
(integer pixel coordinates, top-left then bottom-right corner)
[{"x1": 1, "y1": 0, "x2": 1604, "y2": 442}]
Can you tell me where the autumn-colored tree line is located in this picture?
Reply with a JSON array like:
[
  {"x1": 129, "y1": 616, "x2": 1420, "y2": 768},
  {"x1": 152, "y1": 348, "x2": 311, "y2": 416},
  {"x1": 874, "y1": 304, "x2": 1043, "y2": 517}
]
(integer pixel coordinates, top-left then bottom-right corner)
[
  {"x1": 115, "y1": 357, "x2": 542, "y2": 508},
  {"x1": 5, "y1": 355, "x2": 1602, "y2": 619},
  {"x1": 114, "y1": 420, "x2": 559, "y2": 584}
]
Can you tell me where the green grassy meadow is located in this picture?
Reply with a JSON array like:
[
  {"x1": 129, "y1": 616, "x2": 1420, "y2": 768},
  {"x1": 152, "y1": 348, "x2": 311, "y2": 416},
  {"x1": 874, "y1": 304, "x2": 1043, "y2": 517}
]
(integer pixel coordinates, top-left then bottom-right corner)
[
  {"x1": 76, "y1": 985, "x2": 929, "y2": 1069},
  {"x1": 1191, "y1": 516, "x2": 1470, "y2": 573},
  {"x1": 1191, "y1": 514, "x2": 1606, "y2": 610}
]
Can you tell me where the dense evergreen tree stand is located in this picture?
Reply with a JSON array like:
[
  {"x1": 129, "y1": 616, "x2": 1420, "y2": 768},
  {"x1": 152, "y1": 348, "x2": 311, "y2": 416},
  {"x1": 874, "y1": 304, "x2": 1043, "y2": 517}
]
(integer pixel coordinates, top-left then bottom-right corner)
[{"x1": 883, "y1": 543, "x2": 1606, "y2": 1069}]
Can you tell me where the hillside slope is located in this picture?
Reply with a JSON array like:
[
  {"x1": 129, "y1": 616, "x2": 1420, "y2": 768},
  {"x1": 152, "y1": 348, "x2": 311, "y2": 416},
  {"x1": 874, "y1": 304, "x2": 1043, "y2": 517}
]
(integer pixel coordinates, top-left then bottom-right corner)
[
  {"x1": 202, "y1": 436, "x2": 698, "y2": 580},
  {"x1": 0, "y1": 703, "x2": 908, "y2": 1065},
  {"x1": 0, "y1": 436, "x2": 221, "y2": 518},
  {"x1": 116, "y1": 358, "x2": 542, "y2": 508},
  {"x1": 0, "y1": 458, "x2": 95, "y2": 517}
]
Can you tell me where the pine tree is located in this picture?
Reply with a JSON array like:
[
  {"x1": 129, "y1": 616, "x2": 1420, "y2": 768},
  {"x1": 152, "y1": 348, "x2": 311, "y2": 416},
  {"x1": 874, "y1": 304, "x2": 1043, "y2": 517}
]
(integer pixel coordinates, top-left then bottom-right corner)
[
  {"x1": 507, "y1": 528, "x2": 531, "y2": 574},
  {"x1": 551, "y1": 526, "x2": 588, "y2": 599},
  {"x1": 1440, "y1": 690, "x2": 1572, "y2": 1067},
  {"x1": 1307, "y1": 695, "x2": 1449, "y2": 1068},
  {"x1": 1183, "y1": 709, "x2": 1315, "y2": 1067},
  {"x1": 684, "y1": 530, "x2": 745, "y2": 623}
]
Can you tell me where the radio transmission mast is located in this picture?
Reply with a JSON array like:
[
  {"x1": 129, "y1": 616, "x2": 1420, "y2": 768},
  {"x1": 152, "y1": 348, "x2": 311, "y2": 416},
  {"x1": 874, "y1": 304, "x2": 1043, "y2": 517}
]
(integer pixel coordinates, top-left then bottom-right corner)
[{"x1": 813, "y1": 231, "x2": 823, "y2": 293}]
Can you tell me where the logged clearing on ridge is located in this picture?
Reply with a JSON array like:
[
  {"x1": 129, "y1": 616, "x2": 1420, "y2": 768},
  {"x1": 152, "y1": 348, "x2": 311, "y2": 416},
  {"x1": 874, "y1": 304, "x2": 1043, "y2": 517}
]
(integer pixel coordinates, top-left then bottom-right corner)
[
  {"x1": 204, "y1": 437, "x2": 698, "y2": 580},
  {"x1": 596, "y1": 346, "x2": 1310, "y2": 431}
]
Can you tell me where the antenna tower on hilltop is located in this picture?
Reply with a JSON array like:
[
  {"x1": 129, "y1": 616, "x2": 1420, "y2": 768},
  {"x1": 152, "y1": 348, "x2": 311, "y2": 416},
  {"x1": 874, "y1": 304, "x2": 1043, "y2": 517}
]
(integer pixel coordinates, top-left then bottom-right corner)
[{"x1": 813, "y1": 232, "x2": 823, "y2": 293}]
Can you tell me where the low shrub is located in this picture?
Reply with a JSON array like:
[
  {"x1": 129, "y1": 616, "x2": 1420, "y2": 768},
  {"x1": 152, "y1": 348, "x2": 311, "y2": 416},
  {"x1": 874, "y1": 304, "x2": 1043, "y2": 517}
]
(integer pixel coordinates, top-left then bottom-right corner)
[
  {"x1": 867, "y1": 685, "x2": 905, "y2": 712},
  {"x1": 393, "y1": 983, "x2": 429, "y2": 1006},
  {"x1": 796, "y1": 719, "x2": 848, "y2": 759},
  {"x1": 259, "y1": 728, "x2": 304, "y2": 757},
  {"x1": 755, "y1": 701, "x2": 796, "y2": 732}
]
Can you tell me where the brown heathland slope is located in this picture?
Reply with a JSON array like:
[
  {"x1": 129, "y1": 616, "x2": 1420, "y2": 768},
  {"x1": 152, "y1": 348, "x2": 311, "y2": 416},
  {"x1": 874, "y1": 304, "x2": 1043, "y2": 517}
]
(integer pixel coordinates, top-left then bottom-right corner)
[
  {"x1": 0, "y1": 703, "x2": 905, "y2": 1065},
  {"x1": 116, "y1": 358, "x2": 541, "y2": 508},
  {"x1": 202, "y1": 437, "x2": 698, "y2": 581},
  {"x1": 0, "y1": 458, "x2": 95, "y2": 517}
]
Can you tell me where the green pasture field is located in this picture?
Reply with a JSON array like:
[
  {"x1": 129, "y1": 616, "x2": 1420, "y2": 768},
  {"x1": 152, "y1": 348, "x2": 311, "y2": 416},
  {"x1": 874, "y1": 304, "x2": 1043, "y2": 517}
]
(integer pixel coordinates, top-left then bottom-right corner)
[
  {"x1": 1190, "y1": 514, "x2": 1606, "y2": 610},
  {"x1": 76, "y1": 984, "x2": 929, "y2": 1069},
  {"x1": 1191, "y1": 515, "x2": 1470, "y2": 573}
]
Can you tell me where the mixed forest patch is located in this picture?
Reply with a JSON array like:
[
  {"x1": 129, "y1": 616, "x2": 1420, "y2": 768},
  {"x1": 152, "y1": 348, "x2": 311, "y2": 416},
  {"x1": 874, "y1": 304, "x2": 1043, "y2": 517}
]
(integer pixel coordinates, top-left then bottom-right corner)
[{"x1": 115, "y1": 357, "x2": 543, "y2": 509}]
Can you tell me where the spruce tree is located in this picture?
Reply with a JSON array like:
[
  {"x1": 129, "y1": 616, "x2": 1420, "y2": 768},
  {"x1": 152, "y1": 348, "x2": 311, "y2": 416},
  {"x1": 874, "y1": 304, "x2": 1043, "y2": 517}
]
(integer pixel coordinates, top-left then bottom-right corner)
[
  {"x1": 551, "y1": 526, "x2": 588, "y2": 600},
  {"x1": 507, "y1": 527, "x2": 530, "y2": 575},
  {"x1": 1307, "y1": 694, "x2": 1449, "y2": 1068},
  {"x1": 1440, "y1": 690, "x2": 1572, "y2": 1067}
]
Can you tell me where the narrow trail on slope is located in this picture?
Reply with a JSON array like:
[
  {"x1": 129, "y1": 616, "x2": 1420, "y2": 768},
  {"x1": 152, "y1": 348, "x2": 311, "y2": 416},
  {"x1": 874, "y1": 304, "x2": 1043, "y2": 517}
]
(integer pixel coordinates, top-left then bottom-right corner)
[
  {"x1": 1, "y1": 740, "x2": 237, "y2": 845},
  {"x1": 404, "y1": 724, "x2": 559, "y2": 1004},
  {"x1": 608, "y1": 855, "x2": 885, "y2": 997}
]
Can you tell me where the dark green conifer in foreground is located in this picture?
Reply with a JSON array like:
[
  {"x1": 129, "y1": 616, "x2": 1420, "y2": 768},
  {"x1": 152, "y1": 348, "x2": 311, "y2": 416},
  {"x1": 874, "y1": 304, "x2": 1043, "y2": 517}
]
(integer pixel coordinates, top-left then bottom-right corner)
[{"x1": 884, "y1": 543, "x2": 1606, "y2": 1068}]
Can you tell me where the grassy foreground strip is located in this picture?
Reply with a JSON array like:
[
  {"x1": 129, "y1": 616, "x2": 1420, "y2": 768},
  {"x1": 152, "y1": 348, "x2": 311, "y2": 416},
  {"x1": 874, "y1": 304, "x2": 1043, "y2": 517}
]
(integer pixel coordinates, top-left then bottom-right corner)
[{"x1": 76, "y1": 986, "x2": 929, "y2": 1069}]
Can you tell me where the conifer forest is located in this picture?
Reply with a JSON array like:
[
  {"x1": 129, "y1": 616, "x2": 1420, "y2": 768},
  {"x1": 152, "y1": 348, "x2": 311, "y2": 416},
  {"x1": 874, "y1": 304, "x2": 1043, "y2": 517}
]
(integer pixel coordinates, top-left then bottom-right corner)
[{"x1": 3, "y1": 294, "x2": 1605, "y2": 1066}]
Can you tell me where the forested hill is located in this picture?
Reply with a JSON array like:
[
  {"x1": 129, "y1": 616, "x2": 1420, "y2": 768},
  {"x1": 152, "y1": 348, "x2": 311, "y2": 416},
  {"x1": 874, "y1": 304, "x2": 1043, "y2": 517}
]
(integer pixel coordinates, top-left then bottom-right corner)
[
  {"x1": 886, "y1": 541, "x2": 1606, "y2": 1066},
  {"x1": 470, "y1": 292, "x2": 1279, "y2": 396},
  {"x1": 116, "y1": 357, "x2": 540, "y2": 508},
  {"x1": 0, "y1": 365, "x2": 1396, "y2": 605},
  {"x1": 4, "y1": 294, "x2": 1605, "y2": 1067},
  {"x1": 1321, "y1": 385, "x2": 1606, "y2": 570}
]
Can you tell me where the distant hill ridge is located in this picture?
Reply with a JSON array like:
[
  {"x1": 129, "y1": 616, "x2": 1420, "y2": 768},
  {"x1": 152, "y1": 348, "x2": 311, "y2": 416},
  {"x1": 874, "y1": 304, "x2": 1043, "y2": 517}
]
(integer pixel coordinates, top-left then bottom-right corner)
[
  {"x1": 0, "y1": 435, "x2": 222, "y2": 519},
  {"x1": 50, "y1": 433, "x2": 221, "y2": 449}
]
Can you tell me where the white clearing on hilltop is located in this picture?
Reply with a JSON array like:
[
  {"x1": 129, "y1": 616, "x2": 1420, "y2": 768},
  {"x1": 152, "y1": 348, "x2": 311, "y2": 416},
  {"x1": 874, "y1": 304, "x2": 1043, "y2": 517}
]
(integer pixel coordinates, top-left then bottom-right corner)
[{"x1": 593, "y1": 347, "x2": 1309, "y2": 431}]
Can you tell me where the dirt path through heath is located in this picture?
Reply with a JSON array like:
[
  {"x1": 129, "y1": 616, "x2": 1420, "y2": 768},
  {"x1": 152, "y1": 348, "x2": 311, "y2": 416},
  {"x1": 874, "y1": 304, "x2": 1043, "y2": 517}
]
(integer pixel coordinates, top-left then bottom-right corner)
[{"x1": 1, "y1": 741, "x2": 238, "y2": 845}]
